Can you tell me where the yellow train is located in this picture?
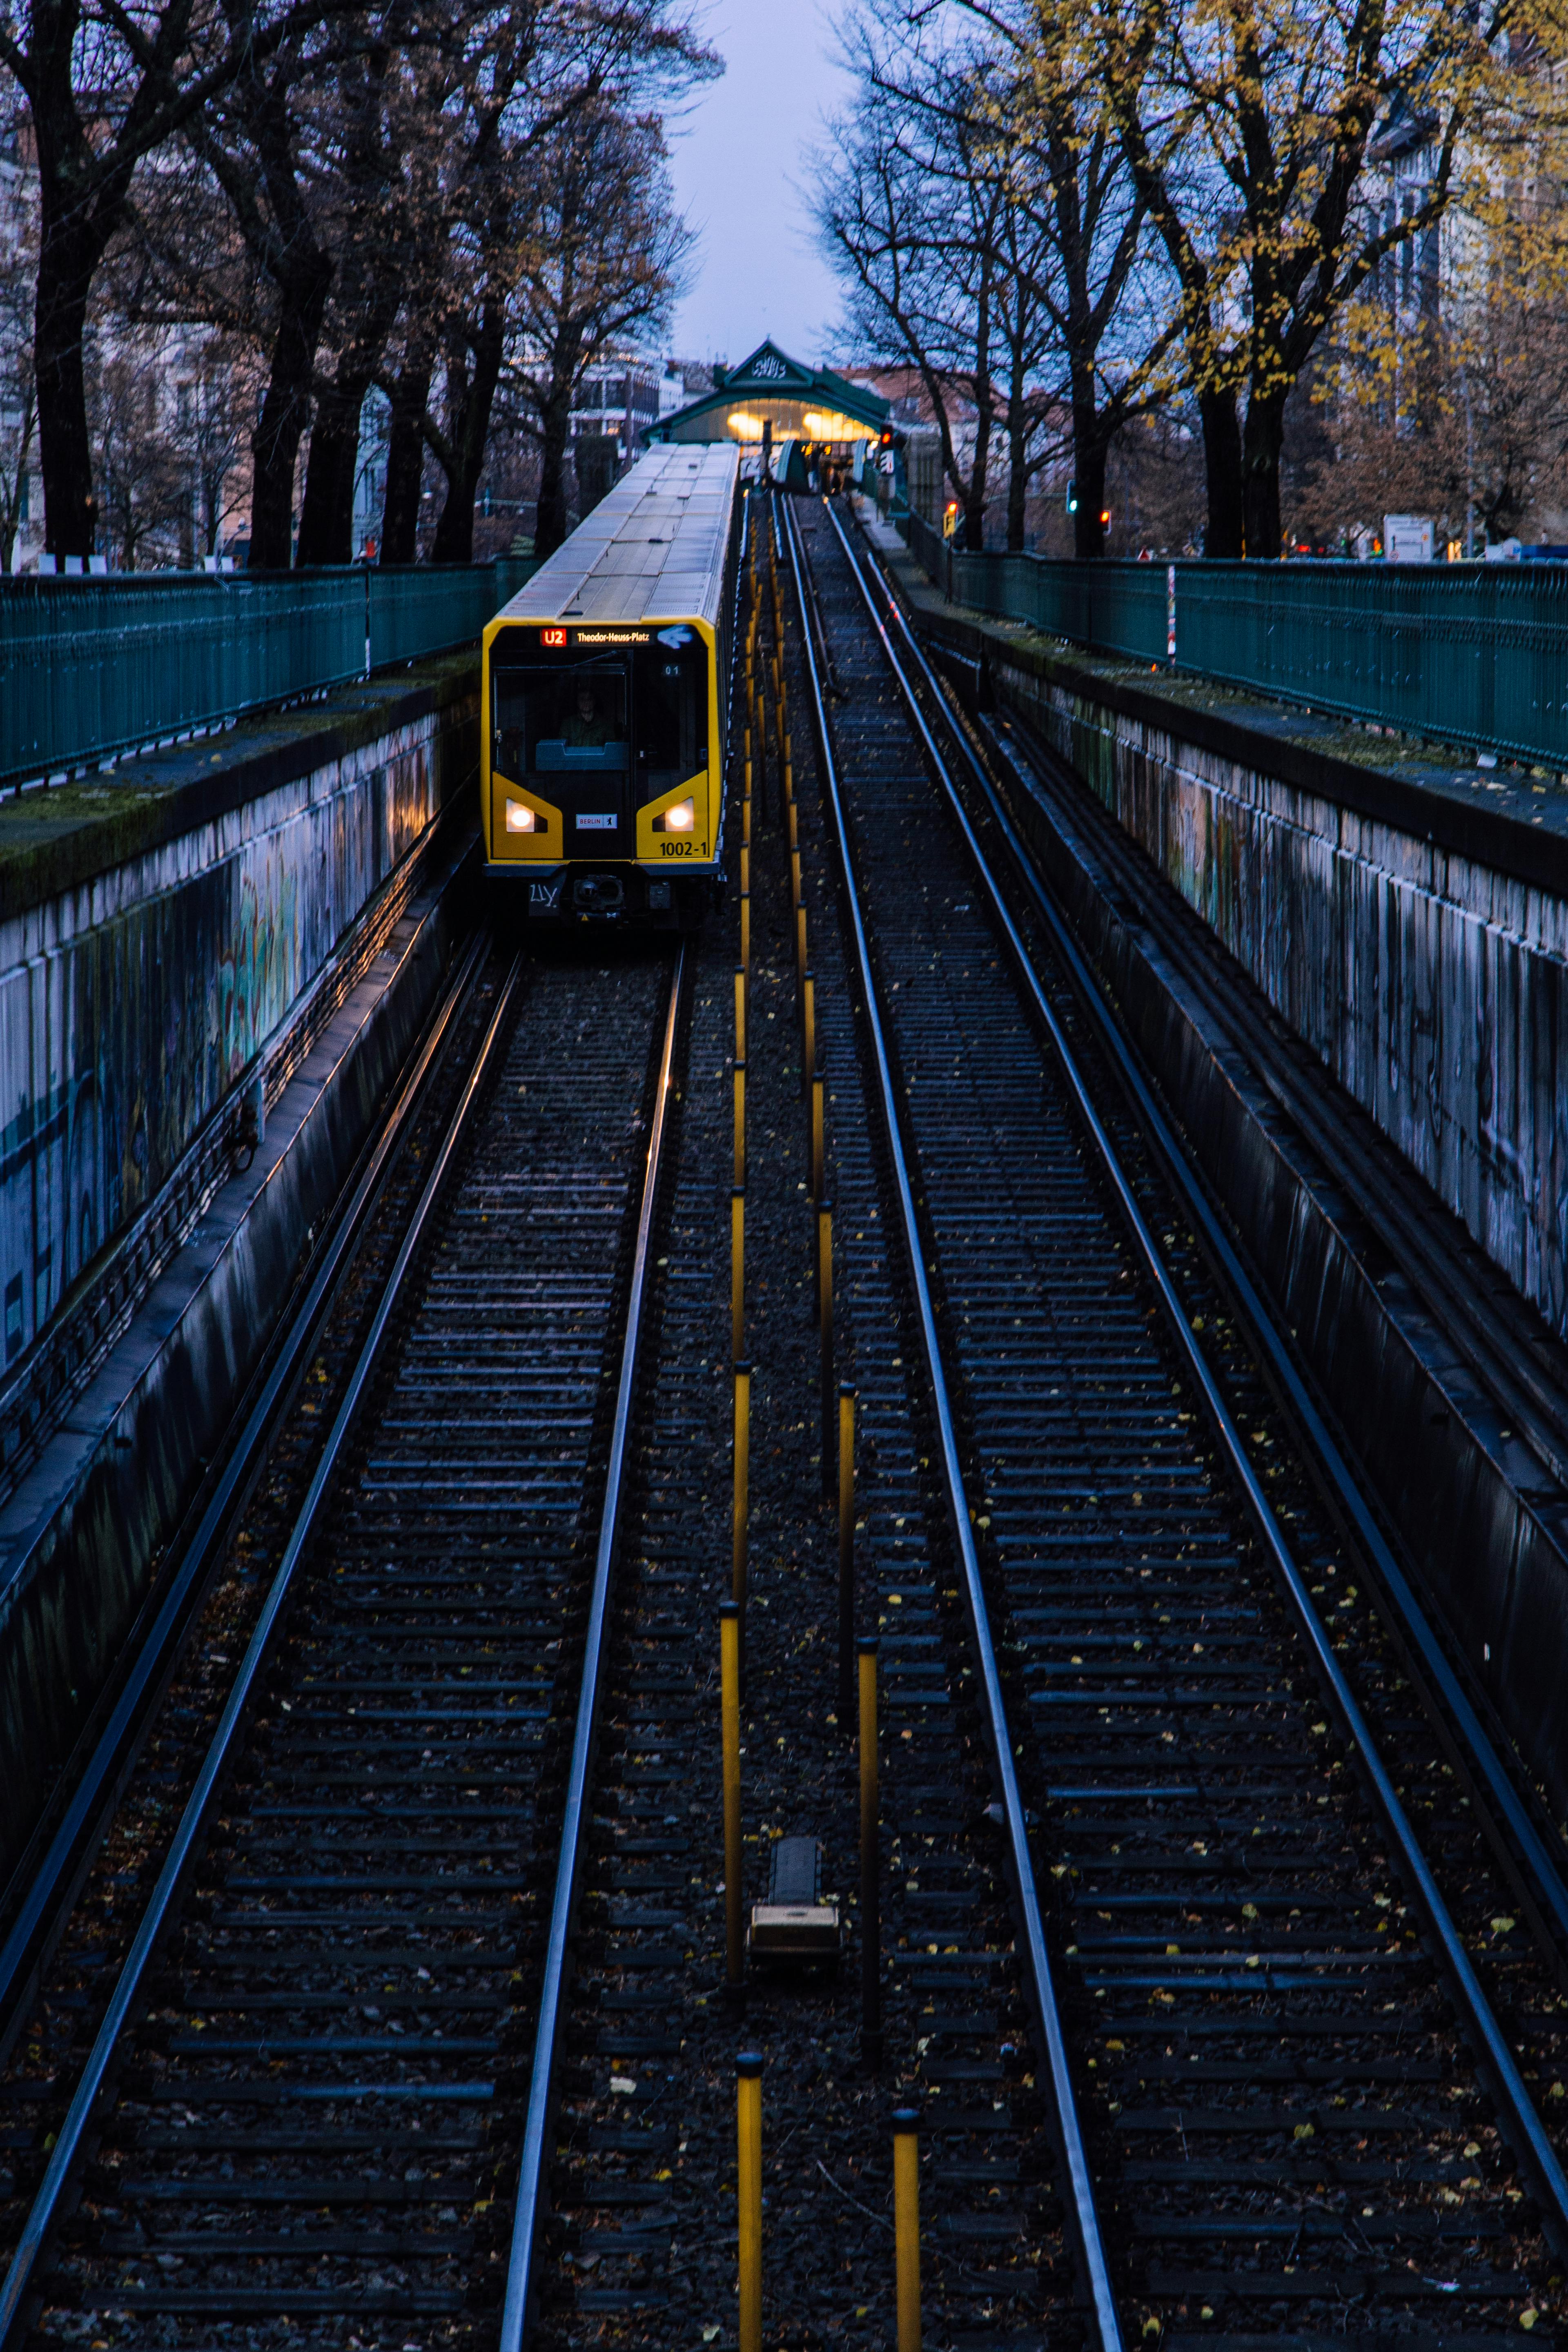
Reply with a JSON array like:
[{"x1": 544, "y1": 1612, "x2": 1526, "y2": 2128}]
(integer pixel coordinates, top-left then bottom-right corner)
[{"x1": 480, "y1": 443, "x2": 743, "y2": 925}]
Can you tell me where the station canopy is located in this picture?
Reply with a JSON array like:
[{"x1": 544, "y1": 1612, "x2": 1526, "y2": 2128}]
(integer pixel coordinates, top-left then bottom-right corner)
[{"x1": 646, "y1": 340, "x2": 891, "y2": 451}]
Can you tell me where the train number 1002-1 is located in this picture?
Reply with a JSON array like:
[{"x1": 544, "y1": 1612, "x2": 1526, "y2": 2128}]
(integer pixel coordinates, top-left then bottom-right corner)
[{"x1": 659, "y1": 840, "x2": 697, "y2": 857}]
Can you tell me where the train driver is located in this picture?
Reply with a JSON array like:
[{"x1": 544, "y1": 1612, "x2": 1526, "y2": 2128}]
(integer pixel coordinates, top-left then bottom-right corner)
[{"x1": 562, "y1": 681, "x2": 615, "y2": 749}]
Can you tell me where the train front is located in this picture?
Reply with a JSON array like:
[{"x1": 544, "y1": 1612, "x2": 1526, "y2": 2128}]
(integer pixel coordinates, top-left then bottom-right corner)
[{"x1": 482, "y1": 614, "x2": 721, "y2": 926}]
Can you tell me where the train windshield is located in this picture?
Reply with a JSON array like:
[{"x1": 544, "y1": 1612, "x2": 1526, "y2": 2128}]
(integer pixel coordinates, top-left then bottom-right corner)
[
  {"x1": 491, "y1": 638, "x2": 708, "y2": 795},
  {"x1": 492, "y1": 657, "x2": 629, "y2": 783}
]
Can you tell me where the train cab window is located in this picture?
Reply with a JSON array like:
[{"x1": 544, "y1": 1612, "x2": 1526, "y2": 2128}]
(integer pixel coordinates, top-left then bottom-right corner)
[
  {"x1": 492, "y1": 658, "x2": 628, "y2": 782},
  {"x1": 634, "y1": 642, "x2": 706, "y2": 790}
]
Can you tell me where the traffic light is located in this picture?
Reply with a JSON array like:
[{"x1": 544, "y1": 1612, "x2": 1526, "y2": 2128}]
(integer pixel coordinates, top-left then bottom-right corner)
[{"x1": 1065, "y1": 479, "x2": 1079, "y2": 516}]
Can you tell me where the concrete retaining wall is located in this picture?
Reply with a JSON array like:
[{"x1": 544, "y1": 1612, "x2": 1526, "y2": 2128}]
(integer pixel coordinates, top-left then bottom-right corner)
[
  {"x1": 960, "y1": 630, "x2": 1568, "y2": 1345},
  {"x1": 0, "y1": 663, "x2": 477, "y2": 1375}
]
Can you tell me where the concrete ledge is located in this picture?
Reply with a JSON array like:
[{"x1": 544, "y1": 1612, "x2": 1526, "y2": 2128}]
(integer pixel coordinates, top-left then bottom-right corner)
[
  {"x1": 0, "y1": 829, "x2": 472, "y2": 1882},
  {"x1": 0, "y1": 654, "x2": 478, "y2": 913}
]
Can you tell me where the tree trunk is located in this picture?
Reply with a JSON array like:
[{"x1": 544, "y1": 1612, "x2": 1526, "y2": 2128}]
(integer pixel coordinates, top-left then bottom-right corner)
[
  {"x1": 380, "y1": 354, "x2": 432, "y2": 564},
  {"x1": 1005, "y1": 351, "x2": 1028, "y2": 553},
  {"x1": 532, "y1": 384, "x2": 575, "y2": 559},
  {"x1": 296, "y1": 369, "x2": 369, "y2": 564},
  {"x1": 1199, "y1": 387, "x2": 1244, "y2": 559},
  {"x1": 249, "y1": 258, "x2": 333, "y2": 569},
  {"x1": 33, "y1": 233, "x2": 100, "y2": 559},
  {"x1": 1071, "y1": 368, "x2": 1108, "y2": 559},
  {"x1": 430, "y1": 300, "x2": 504, "y2": 564},
  {"x1": 1241, "y1": 386, "x2": 1286, "y2": 561}
]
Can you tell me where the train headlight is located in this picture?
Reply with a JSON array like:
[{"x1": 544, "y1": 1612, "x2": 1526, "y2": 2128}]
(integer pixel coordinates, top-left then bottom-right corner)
[
  {"x1": 505, "y1": 798, "x2": 536, "y2": 834},
  {"x1": 664, "y1": 796, "x2": 695, "y2": 832}
]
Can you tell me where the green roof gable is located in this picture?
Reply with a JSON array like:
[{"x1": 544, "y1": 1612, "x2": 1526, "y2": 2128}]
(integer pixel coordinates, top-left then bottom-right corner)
[{"x1": 648, "y1": 340, "x2": 891, "y2": 445}]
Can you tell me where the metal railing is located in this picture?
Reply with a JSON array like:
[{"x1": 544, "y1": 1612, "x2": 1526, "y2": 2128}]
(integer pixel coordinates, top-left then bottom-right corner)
[
  {"x1": 0, "y1": 558, "x2": 538, "y2": 791},
  {"x1": 901, "y1": 508, "x2": 1568, "y2": 768}
]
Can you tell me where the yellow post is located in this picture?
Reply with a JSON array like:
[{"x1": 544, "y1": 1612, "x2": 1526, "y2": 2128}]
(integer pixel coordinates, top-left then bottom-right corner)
[
  {"x1": 733, "y1": 1359, "x2": 751, "y2": 1621},
  {"x1": 733, "y1": 1056, "x2": 746, "y2": 1189},
  {"x1": 739, "y1": 891, "x2": 751, "y2": 978},
  {"x1": 742, "y1": 792, "x2": 751, "y2": 849},
  {"x1": 811, "y1": 1049, "x2": 826, "y2": 1201},
  {"x1": 817, "y1": 1196, "x2": 834, "y2": 1496},
  {"x1": 731, "y1": 1186, "x2": 745, "y2": 1358},
  {"x1": 796, "y1": 902, "x2": 807, "y2": 992},
  {"x1": 735, "y1": 964, "x2": 747, "y2": 1064},
  {"x1": 737, "y1": 2052, "x2": 764, "y2": 2352},
  {"x1": 893, "y1": 2109, "x2": 920, "y2": 2349},
  {"x1": 739, "y1": 842, "x2": 749, "y2": 896},
  {"x1": 787, "y1": 801, "x2": 798, "y2": 855},
  {"x1": 789, "y1": 847, "x2": 803, "y2": 924},
  {"x1": 784, "y1": 732, "x2": 793, "y2": 802},
  {"x1": 837, "y1": 1384, "x2": 856, "y2": 1710},
  {"x1": 860, "y1": 1637, "x2": 882, "y2": 2069},
  {"x1": 722, "y1": 1604, "x2": 744, "y2": 1990},
  {"x1": 802, "y1": 969, "x2": 815, "y2": 1101}
]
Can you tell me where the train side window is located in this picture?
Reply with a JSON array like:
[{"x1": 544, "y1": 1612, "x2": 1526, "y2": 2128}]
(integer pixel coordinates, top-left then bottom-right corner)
[{"x1": 634, "y1": 644, "x2": 705, "y2": 784}]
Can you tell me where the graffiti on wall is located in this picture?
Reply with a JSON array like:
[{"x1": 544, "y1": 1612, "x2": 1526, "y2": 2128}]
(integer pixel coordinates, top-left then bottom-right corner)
[
  {"x1": 0, "y1": 723, "x2": 447, "y2": 1373},
  {"x1": 1032, "y1": 664, "x2": 1568, "y2": 1345}
]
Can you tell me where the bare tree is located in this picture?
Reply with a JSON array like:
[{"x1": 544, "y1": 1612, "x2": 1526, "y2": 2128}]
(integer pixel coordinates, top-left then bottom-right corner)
[
  {"x1": 503, "y1": 102, "x2": 690, "y2": 558},
  {"x1": 817, "y1": 20, "x2": 1009, "y2": 551},
  {"x1": 0, "y1": 0, "x2": 354, "y2": 560},
  {"x1": 421, "y1": 0, "x2": 714, "y2": 564},
  {"x1": 0, "y1": 108, "x2": 38, "y2": 570},
  {"x1": 89, "y1": 337, "x2": 183, "y2": 566}
]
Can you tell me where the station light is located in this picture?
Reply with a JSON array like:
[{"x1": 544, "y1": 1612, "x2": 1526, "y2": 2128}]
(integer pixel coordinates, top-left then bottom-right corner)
[
  {"x1": 505, "y1": 799, "x2": 536, "y2": 833},
  {"x1": 1100, "y1": 508, "x2": 1111, "y2": 528},
  {"x1": 1065, "y1": 480, "x2": 1078, "y2": 515},
  {"x1": 942, "y1": 500, "x2": 961, "y2": 540}
]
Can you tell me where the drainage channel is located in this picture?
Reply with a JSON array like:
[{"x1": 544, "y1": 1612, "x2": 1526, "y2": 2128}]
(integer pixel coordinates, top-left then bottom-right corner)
[
  {"x1": 0, "y1": 942, "x2": 682, "y2": 2352},
  {"x1": 789, "y1": 490, "x2": 1567, "y2": 2348}
]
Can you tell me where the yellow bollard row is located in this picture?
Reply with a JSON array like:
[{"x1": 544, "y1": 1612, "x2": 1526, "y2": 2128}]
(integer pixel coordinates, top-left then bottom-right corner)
[
  {"x1": 722, "y1": 1604, "x2": 743, "y2": 1991},
  {"x1": 860, "y1": 1634, "x2": 882, "y2": 2070}
]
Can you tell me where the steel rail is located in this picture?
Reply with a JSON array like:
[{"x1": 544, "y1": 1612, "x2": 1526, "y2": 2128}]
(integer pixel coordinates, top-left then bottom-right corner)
[
  {"x1": 0, "y1": 928, "x2": 493, "y2": 2049},
  {"x1": 0, "y1": 949, "x2": 524, "y2": 2352},
  {"x1": 780, "y1": 495, "x2": 1126, "y2": 2352},
  {"x1": 822, "y1": 496, "x2": 1568, "y2": 2258},
  {"x1": 855, "y1": 524, "x2": 1568, "y2": 1964},
  {"x1": 500, "y1": 944, "x2": 687, "y2": 2352}
]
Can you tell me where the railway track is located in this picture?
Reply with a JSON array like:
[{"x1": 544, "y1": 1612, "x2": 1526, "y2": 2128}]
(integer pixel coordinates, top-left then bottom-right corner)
[
  {"x1": 0, "y1": 938, "x2": 684, "y2": 2351},
  {"x1": 8, "y1": 477, "x2": 1568, "y2": 2352},
  {"x1": 782, "y1": 488, "x2": 1568, "y2": 2346}
]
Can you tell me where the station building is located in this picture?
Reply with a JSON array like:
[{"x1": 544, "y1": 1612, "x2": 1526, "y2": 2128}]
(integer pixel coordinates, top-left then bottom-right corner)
[{"x1": 646, "y1": 339, "x2": 893, "y2": 483}]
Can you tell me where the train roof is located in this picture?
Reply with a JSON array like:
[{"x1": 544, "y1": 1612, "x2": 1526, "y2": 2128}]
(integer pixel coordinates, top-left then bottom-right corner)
[{"x1": 495, "y1": 444, "x2": 741, "y2": 632}]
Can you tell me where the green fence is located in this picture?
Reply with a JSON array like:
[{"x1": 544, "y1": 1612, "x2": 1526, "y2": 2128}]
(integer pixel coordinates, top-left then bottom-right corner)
[
  {"x1": 903, "y1": 509, "x2": 1568, "y2": 768},
  {"x1": 0, "y1": 559, "x2": 538, "y2": 791}
]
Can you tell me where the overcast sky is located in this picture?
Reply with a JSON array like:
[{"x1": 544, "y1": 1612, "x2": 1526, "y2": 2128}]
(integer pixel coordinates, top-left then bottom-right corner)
[{"x1": 664, "y1": 0, "x2": 853, "y2": 368}]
